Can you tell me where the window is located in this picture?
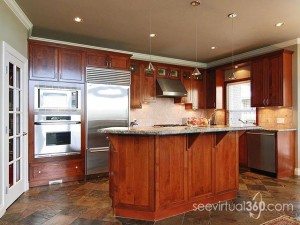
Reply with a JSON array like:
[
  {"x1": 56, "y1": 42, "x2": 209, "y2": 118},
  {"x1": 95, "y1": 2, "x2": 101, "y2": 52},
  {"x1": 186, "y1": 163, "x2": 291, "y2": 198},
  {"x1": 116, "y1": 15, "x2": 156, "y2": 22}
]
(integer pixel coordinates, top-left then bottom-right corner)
[{"x1": 226, "y1": 81, "x2": 256, "y2": 126}]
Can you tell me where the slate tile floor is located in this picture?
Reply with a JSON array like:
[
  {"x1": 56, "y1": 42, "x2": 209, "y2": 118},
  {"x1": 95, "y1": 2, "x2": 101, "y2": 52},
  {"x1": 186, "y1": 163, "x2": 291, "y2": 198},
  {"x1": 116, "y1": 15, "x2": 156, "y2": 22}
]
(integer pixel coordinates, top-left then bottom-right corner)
[{"x1": 1, "y1": 170, "x2": 300, "y2": 225}]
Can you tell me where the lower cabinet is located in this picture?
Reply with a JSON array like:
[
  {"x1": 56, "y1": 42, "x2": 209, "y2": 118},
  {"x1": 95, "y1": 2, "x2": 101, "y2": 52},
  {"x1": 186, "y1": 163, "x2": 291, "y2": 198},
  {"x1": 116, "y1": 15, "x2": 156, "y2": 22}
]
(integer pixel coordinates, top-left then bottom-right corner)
[
  {"x1": 29, "y1": 159, "x2": 84, "y2": 187},
  {"x1": 108, "y1": 132, "x2": 238, "y2": 221}
]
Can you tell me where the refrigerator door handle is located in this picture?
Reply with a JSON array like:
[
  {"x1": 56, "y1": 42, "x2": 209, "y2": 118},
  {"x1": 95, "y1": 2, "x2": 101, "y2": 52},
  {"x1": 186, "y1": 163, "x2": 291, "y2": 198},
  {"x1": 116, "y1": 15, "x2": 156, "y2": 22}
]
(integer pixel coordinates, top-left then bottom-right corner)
[{"x1": 88, "y1": 147, "x2": 109, "y2": 153}]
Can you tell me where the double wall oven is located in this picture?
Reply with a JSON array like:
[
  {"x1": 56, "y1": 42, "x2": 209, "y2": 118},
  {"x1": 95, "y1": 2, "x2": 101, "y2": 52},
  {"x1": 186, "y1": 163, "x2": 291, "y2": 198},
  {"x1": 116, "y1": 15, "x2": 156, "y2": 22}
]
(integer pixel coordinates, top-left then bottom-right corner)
[{"x1": 34, "y1": 86, "x2": 82, "y2": 158}]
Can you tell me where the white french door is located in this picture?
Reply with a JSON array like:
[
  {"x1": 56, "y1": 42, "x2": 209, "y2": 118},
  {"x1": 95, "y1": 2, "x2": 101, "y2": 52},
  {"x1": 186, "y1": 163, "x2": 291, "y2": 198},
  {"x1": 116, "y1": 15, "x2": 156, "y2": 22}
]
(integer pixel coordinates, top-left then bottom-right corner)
[{"x1": 3, "y1": 43, "x2": 28, "y2": 208}]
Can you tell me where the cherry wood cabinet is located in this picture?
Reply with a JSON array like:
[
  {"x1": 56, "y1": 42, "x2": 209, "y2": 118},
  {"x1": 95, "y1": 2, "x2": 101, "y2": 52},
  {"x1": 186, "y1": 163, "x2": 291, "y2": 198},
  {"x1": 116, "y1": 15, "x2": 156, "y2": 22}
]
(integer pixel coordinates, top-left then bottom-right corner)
[
  {"x1": 251, "y1": 50, "x2": 293, "y2": 107},
  {"x1": 86, "y1": 50, "x2": 130, "y2": 70},
  {"x1": 215, "y1": 132, "x2": 238, "y2": 194},
  {"x1": 141, "y1": 63, "x2": 156, "y2": 102},
  {"x1": 202, "y1": 70, "x2": 216, "y2": 109},
  {"x1": 130, "y1": 60, "x2": 142, "y2": 108},
  {"x1": 59, "y1": 48, "x2": 85, "y2": 83},
  {"x1": 29, "y1": 159, "x2": 84, "y2": 187},
  {"x1": 191, "y1": 76, "x2": 203, "y2": 110},
  {"x1": 187, "y1": 134, "x2": 214, "y2": 200},
  {"x1": 29, "y1": 41, "x2": 85, "y2": 83},
  {"x1": 108, "y1": 132, "x2": 238, "y2": 221},
  {"x1": 29, "y1": 42, "x2": 58, "y2": 81}
]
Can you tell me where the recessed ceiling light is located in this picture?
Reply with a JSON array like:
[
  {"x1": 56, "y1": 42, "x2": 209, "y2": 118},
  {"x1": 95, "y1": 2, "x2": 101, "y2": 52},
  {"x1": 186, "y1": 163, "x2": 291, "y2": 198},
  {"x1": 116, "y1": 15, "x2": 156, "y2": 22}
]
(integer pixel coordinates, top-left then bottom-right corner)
[
  {"x1": 228, "y1": 13, "x2": 237, "y2": 19},
  {"x1": 190, "y1": 1, "x2": 200, "y2": 6},
  {"x1": 74, "y1": 17, "x2": 83, "y2": 23},
  {"x1": 275, "y1": 22, "x2": 284, "y2": 27},
  {"x1": 234, "y1": 65, "x2": 238, "y2": 69},
  {"x1": 211, "y1": 46, "x2": 216, "y2": 50},
  {"x1": 150, "y1": 33, "x2": 157, "y2": 38}
]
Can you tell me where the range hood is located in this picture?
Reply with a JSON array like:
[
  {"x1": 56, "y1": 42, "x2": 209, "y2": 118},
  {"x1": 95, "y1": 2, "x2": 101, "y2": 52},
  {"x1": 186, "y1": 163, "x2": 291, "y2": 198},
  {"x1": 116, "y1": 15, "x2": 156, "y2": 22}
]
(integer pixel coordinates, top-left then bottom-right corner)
[{"x1": 156, "y1": 78, "x2": 187, "y2": 97}]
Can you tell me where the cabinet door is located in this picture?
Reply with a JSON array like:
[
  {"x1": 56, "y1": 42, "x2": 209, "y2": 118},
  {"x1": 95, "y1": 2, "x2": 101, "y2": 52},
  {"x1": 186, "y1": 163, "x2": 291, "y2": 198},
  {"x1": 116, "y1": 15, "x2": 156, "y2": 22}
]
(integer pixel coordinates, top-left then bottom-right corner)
[
  {"x1": 59, "y1": 48, "x2": 85, "y2": 83},
  {"x1": 29, "y1": 43, "x2": 58, "y2": 81},
  {"x1": 86, "y1": 51, "x2": 108, "y2": 68},
  {"x1": 141, "y1": 63, "x2": 156, "y2": 102},
  {"x1": 251, "y1": 59, "x2": 265, "y2": 107},
  {"x1": 130, "y1": 61, "x2": 142, "y2": 108},
  {"x1": 109, "y1": 135, "x2": 155, "y2": 211},
  {"x1": 188, "y1": 134, "x2": 213, "y2": 200},
  {"x1": 215, "y1": 132, "x2": 238, "y2": 194},
  {"x1": 181, "y1": 69, "x2": 192, "y2": 103},
  {"x1": 268, "y1": 54, "x2": 282, "y2": 106},
  {"x1": 156, "y1": 135, "x2": 187, "y2": 209},
  {"x1": 205, "y1": 70, "x2": 216, "y2": 109},
  {"x1": 109, "y1": 54, "x2": 130, "y2": 70},
  {"x1": 191, "y1": 77, "x2": 203, "y2": 110}
]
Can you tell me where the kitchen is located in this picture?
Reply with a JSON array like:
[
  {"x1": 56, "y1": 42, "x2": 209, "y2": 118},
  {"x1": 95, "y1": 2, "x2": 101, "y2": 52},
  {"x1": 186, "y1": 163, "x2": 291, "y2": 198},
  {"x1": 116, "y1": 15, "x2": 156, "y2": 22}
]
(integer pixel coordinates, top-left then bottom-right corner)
[{"x1": 0, "y1": 0, "x2": 299, "y2": 224}]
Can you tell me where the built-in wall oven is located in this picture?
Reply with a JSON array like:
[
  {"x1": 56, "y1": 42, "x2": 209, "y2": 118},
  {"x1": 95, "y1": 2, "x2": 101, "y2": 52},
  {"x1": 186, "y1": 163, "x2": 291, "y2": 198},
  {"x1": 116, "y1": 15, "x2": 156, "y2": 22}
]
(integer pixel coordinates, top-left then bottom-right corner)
[
  {"x1": 34, "y1": 86, "x2": 81, "y2": 111},
  {"x1": 34, "y1": 115, "x2": 81, "y2": 158}
]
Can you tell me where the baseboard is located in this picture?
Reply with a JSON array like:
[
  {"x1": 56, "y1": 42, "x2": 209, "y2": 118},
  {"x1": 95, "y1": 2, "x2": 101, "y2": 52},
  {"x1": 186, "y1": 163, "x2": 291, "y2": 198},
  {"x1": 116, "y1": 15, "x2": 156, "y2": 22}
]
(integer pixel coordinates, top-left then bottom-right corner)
[
  {"x1": 294, "y1": 168, "x2": 300, "y2": 176},
  {"x1": 0, "y1": 205, "x2": 6, "y2": 218}
]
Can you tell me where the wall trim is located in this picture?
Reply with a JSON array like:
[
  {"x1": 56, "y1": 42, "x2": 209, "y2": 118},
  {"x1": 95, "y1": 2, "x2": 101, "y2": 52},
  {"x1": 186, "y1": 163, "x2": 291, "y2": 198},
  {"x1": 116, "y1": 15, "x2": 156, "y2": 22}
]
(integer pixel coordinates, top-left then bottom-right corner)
[
  {"x1": 3, "y1": 0, "x2": 33, "y2": 35},
  {"x1": 295, "y1": 168, "x2": 300, "y2": 176},
  {"x1": 29, "y1": 36, "x2": 207, "y2": 68},
  {"x1": 207, "y1": 38, "x2": 300, "y2": 68}
]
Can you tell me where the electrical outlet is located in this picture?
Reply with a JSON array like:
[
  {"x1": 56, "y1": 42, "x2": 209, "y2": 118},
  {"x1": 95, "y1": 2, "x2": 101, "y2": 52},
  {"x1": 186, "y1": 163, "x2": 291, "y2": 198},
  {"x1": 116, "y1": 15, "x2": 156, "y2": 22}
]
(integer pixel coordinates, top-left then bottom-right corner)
[{"x1": 276, "y1": 118, "x2": 285, "y2": 124}]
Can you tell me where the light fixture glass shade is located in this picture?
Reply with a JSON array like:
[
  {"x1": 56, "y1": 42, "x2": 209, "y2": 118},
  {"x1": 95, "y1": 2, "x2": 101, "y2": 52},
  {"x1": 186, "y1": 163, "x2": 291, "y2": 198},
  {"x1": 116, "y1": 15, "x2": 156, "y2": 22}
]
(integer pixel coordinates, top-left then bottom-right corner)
[
  {"x1": 192, "y1": 67, "x2": 201, "y2": 76},
  {"x1": 228, "y1": 70, "x2": 236, "y2": 80},
  {"x1": 147, "y1": 62, "x2": 155, "y2": 72}
]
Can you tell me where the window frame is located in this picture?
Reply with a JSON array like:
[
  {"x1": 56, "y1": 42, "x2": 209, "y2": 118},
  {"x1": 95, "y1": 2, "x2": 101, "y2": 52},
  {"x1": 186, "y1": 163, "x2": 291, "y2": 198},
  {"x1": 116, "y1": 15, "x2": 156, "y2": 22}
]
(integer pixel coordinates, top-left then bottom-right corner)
[{"x1": 225, "y1": 78, "x2": 258, "y2": 125}]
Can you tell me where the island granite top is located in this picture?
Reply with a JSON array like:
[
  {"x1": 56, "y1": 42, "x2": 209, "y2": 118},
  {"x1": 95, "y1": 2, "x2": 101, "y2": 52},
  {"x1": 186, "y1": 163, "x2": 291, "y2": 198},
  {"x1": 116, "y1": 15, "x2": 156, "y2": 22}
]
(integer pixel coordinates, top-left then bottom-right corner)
[{"x1": 99, "y1": 125, "x2": 264, "y2": 135}]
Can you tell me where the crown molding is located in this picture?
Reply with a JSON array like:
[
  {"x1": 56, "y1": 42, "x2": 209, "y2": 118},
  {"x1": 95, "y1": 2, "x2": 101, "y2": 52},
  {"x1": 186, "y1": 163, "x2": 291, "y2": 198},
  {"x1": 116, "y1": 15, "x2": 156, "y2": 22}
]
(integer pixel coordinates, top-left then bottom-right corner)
[
  {"x1": 29, "y1": 36, "x2": 207, "y2": 68},
  {"x1": 207, "y1": 38, "x2": 300, "y2": 68},
  {"x1": 3, "y1": 0, "x2": 33, "y2": 35}
]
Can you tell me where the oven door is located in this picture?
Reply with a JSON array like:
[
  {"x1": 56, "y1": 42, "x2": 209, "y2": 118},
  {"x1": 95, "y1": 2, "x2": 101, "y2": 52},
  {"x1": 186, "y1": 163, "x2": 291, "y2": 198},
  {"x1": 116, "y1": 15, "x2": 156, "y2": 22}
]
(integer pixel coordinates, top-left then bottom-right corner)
[{"x1": 34, "y1": 122, "x2": 81, "y2": 158}]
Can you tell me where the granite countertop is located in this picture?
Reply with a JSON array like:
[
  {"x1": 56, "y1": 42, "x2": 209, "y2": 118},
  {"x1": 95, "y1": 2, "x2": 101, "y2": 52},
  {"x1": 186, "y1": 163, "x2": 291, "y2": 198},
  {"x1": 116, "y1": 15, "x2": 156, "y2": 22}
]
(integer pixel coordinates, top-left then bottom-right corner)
[
  {"x1": 259, "y1": 126, "x2": 297, "y2": 132},
  {"x1": 99, "y1": 125, "x2": 263, "y2": 136}
]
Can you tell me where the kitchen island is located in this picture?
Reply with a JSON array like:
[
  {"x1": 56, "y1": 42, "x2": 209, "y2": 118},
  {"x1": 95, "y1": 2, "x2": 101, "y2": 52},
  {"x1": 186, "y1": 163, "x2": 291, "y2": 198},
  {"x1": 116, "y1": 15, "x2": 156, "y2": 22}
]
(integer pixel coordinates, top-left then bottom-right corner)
[{"x1": 100, "y1": 125, "x2": 260, "y2": 221}]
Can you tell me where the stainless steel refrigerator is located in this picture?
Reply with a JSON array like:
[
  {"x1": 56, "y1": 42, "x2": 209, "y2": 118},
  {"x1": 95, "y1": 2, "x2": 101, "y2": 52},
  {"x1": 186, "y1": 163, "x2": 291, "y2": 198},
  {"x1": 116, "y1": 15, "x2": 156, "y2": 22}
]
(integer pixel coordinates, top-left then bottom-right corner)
[{"x1": 85, "y1": 67, "x2": 130, "y2": 175}]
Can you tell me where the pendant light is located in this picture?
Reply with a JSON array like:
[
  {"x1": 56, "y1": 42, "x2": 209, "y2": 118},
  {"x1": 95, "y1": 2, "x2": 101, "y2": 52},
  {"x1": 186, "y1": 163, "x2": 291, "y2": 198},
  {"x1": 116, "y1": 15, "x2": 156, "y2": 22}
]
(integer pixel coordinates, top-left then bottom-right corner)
[
  {"x1": 228, "y1": 13, "x2": 237, "y2": 80},
  {"x1": 146, "y1": 1, "x2": 155, "y2": 73},
  {"x1": 191, "y1": 1, "x2": 201, "y2": 77}
]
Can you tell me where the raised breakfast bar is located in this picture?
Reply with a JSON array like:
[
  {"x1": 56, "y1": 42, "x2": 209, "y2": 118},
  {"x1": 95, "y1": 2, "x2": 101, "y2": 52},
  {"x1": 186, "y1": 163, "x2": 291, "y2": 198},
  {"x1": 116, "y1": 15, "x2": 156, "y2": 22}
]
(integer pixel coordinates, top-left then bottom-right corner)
[{"x1": 99, "y1": 125, "x2": 261, "y2": 221}]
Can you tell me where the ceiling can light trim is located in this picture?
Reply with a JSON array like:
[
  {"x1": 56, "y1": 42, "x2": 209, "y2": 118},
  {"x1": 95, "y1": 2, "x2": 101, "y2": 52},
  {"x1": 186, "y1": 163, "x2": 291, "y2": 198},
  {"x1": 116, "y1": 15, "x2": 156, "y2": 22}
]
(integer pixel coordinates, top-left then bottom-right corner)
[
  {"x1": 74, "y1": 17, "x2": 83, "y2": 23},
  {"x1": 190, "y1": 1, "x2": 200, "y2": 6},
  {"x1": 275, "y1": 22, "x2": 284, "y2": 27}
]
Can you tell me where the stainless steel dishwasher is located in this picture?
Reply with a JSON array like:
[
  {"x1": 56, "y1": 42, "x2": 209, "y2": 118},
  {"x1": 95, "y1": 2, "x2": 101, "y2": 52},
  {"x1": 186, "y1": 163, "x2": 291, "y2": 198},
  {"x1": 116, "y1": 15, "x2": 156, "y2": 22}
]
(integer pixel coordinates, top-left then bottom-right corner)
[{"x1": 247, "y1": 131, "x2": 276, "y2": 173}]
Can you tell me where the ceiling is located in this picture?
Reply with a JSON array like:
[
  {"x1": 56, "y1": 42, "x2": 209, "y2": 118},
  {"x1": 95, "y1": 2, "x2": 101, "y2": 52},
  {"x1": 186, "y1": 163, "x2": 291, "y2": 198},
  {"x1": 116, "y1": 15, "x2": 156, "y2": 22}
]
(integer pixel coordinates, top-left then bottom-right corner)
[{"x1": 16, "y1": 0, "x2": 300, "y2": 63}]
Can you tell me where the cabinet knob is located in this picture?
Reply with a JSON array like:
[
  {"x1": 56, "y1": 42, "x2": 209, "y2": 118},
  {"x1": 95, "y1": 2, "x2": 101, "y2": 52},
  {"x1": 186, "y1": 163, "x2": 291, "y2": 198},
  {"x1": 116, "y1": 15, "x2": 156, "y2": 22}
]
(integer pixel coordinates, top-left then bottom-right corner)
[
  {"x1": 75, "y1": 166, "x2": 78, "y2": 169},
  {"x1": 38, "y1": 171, "x2": 41, "y2": 174}
]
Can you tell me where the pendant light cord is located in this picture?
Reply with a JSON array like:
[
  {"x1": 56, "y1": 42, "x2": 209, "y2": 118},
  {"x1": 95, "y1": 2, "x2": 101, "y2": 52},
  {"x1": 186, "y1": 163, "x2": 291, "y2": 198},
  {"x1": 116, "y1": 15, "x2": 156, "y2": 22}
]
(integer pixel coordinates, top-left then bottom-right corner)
[
  {"x1": 231, "y1": 16, "x2": 234, "y2": 73},
  {"x1": 149, "y1": 2, "x2": 152, "y2": 62},
  {"x1": 195, "y1": 7, "x2": 198, "y2": 64}
]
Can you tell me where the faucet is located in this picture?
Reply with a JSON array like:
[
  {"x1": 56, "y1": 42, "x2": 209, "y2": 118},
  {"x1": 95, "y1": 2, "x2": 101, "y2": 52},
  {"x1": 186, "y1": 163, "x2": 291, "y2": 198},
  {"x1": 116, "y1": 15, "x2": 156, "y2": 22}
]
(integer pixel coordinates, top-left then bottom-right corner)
[
  {"x1": 208, "y1": 110, "x2": 217, "y2": 125},
  {"x1": 130, "y1": 119, "x2": 138, "y2": 127},
  {"x1": 239, "y1": 119, "x2": 247, "y2": 124}
]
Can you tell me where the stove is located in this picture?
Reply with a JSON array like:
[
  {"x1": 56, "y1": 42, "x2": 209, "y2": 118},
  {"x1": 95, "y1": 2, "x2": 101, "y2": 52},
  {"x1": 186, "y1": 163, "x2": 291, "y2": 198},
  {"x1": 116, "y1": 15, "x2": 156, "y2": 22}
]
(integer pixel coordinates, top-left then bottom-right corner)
[{"x1": 153, "y1": 124, "x2": 186, "y2": 128}]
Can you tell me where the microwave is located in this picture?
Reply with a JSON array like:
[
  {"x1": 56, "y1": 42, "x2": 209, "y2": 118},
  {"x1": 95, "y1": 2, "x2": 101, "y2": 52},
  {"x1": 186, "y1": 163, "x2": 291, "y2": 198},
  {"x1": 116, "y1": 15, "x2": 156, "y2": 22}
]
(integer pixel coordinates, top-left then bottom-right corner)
[{"x1": 34, "y1": 86, "x2": 81, "y2": 111}]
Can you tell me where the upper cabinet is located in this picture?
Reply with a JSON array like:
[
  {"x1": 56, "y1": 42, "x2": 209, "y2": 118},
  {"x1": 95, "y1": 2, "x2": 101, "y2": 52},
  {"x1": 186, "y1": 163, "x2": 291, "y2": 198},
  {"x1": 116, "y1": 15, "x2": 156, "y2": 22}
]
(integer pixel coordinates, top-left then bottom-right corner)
[
  {"x1": 29, "y1": 41, "x2": 85, "y2": 83},
  {"x1": 130, "y1": 60, "x2": 142, "y2": 108},
  {"x1": 29, "y1": 42, "x2": 59, "y2": 81},
  {"x1": 86, "y1": 50, "x2": 130, "y2": 70},
  {"x1": 202, "y1": 70, "x2": 216, "y2": 109},
  {"x1": 251, "y1": 50, "x2": 293, "y2": 107},
  {"x1": 59, "y1": 48, "x2": 85, "y2": 83}
]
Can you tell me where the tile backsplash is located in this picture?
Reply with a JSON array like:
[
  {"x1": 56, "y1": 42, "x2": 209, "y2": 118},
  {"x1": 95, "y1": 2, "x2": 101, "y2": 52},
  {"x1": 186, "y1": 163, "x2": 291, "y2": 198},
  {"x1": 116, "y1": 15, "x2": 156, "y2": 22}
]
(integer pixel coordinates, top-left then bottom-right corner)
[
  {"x1": 257, "y1": 107, "x2": 294, "y2": 128},
  {"x1": 130, "y1": 98, "x2": 207, "y2": 126}
]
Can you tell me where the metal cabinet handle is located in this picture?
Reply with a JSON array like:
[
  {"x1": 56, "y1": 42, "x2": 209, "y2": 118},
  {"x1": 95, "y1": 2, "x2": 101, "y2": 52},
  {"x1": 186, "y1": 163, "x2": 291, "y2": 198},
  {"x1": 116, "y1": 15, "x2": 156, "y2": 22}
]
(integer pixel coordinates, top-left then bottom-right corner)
[
  {"x1": 22, "y1": 132, "x2": 28, "y2": 136},
  {"x1": 266, "y1": 98, "x2": 269, "y2": 106}
]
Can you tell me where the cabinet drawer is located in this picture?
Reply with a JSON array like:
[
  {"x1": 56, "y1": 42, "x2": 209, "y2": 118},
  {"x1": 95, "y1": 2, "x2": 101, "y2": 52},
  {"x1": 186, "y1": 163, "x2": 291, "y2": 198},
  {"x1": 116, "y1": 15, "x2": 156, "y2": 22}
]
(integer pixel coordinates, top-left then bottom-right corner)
[{"x1": 30, "y1": 159, "x2": 84, "y2": 181}]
